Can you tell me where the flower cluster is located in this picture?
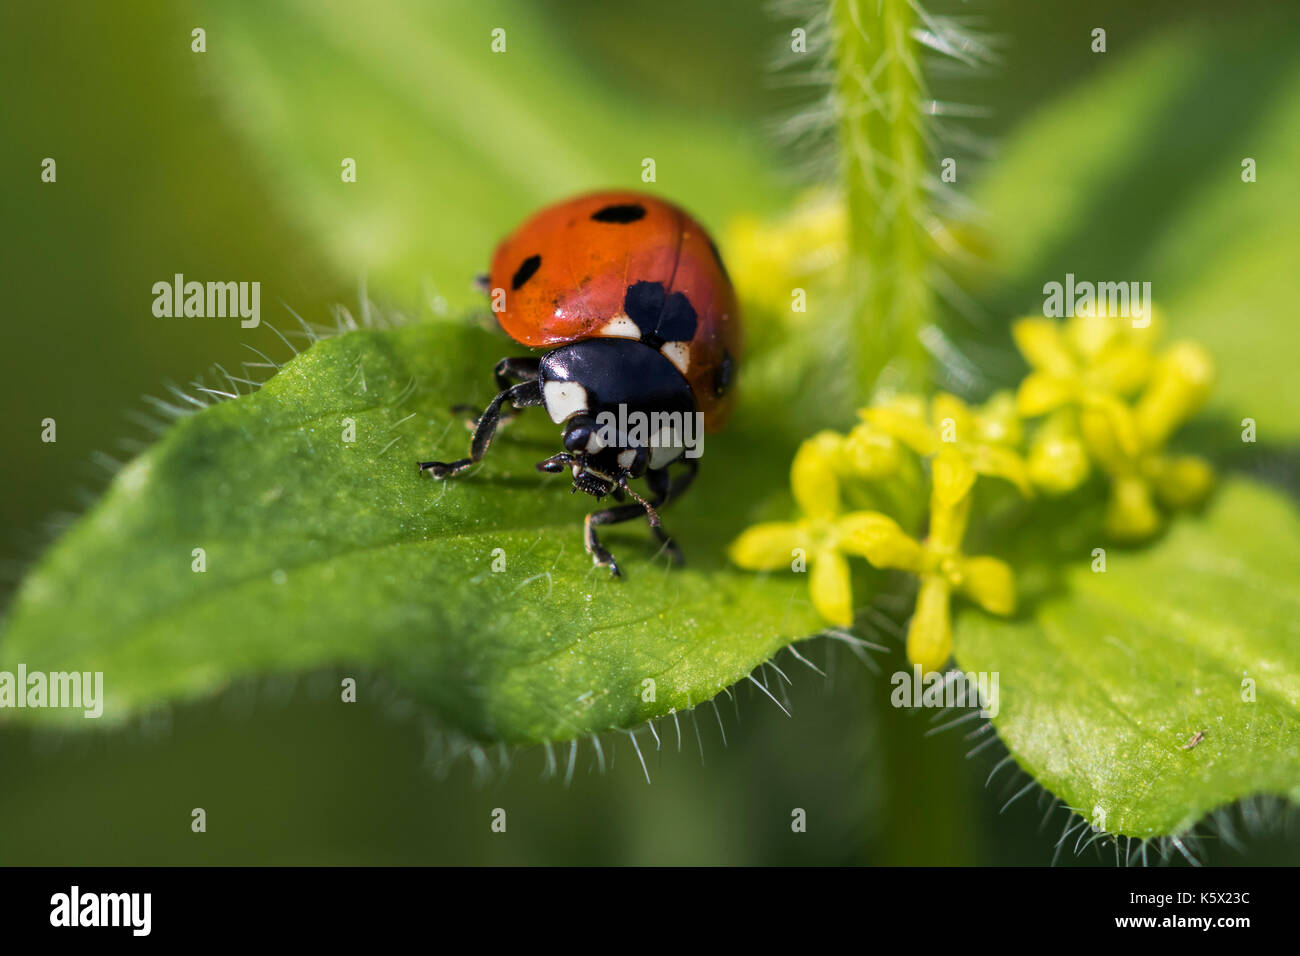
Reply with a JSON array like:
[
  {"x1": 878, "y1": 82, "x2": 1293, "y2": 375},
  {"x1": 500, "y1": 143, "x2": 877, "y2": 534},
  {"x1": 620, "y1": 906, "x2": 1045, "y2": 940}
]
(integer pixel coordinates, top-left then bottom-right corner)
[
  {"x1": 729, "y1": 308, "x2": 1214, "y2": 673},
  {"x1": 1013, "y1": 309, "x2": 1215, "y2": 538},
  {"x1": 725, "y1": 191, "x2": 846, "y2": 320}
]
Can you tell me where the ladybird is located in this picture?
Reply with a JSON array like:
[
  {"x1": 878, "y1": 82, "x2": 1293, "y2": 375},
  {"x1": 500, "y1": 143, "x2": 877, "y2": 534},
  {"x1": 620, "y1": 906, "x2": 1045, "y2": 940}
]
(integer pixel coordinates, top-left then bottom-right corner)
[{"x1": 418, "y1": 190, "x2": 740, "y2": 577}]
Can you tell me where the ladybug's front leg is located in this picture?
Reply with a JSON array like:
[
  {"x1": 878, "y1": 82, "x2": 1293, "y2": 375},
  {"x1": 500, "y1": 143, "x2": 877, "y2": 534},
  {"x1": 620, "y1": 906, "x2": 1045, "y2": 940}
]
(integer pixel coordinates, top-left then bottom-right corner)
[{"x1": 419, "y1": 379, "x2": 541, "y2": 479}]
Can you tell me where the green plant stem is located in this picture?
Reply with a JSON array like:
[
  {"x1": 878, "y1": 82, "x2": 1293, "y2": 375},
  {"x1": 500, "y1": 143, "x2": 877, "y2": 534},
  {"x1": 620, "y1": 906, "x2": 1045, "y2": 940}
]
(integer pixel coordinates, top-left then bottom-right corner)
[{"x1": 831, "y1": 0, "x2": 933, "y2": 399}]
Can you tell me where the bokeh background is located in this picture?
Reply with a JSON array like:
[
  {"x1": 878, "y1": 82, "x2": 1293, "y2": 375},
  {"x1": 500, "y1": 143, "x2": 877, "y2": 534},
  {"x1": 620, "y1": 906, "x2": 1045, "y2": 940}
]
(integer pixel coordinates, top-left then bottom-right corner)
[{"x1": 2, "y1": 0, "x2": 1297, "y2": 864}]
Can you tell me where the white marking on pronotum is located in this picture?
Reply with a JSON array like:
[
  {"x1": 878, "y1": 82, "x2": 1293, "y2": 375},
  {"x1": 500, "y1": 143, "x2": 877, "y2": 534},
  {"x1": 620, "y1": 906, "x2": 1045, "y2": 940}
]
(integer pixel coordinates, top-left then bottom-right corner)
[
  {"x1": 616, "y1": 449, "x2": 636, "y2": 469},
  {"x1": 598, "y1": 313, "x2": 641, "y2": 338},
  {"x1": 542, "y1": 381, "x2": 589, "y2": 423},
  {"x1": 660, "y1": 341, "x2": 690, "y2": 376},
  {"x1": 647, "y1": 440, "x2": 683, "y2": 471}
]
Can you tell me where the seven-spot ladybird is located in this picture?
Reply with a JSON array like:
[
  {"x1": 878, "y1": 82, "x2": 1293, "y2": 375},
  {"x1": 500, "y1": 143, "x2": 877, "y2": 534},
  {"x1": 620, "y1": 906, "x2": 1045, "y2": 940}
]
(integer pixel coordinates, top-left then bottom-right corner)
[{"x1": 419, "y1": 190, "x2": 740, "y2": 577}]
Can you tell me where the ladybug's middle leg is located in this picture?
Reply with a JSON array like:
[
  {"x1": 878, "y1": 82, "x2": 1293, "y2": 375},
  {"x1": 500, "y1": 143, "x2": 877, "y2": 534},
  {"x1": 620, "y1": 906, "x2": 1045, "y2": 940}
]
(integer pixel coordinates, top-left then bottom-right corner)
[
  {"x1": 419, "y1": 379, "x2": 541, "y2": 479},
  {"x1": 451, "y1": 356, "x2": 540, "y2": 427}
]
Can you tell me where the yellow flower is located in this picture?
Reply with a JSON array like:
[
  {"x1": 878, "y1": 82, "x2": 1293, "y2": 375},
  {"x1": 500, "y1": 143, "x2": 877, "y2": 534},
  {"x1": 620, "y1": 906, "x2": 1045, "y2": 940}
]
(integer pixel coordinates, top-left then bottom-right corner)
[
  {"x1": 1012, "y1": 311, "x2": 1160, "y2": 476},
  {"x1": 725, "y1": 191, "x2": 846, "y2": 320},
  {"x1": 850, "y1": 452, "x2": 1016, "y2": 673},
  {"x1": 1025, "y1": 409, "x2": 1091, "y2": 495},
  {"x1": 728, "y1": 433, "x2": 893, "y2": 627},
  {"x1": 859, "y1": 391, "x2": 1033, "y2": 496},
  {"x1": 1080, "y1": 340, "x2": 1215, "y2": 539},
  {"x1": 838, "y1": 421, "x2": 903, "y2": 480},
  {"x1": 1013, "y1": 310, "x2": 1159, "y2": 415}
]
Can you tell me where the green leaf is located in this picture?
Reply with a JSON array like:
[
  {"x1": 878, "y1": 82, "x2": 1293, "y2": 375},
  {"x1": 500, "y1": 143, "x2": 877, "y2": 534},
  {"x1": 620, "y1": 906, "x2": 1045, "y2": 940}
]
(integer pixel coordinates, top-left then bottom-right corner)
[
  {"x1": 955, "y1": 478, "x2": 1300, "y2": 838},
  {"x1": 0, "y1": 320, "x2": 821, "y2": 743}
]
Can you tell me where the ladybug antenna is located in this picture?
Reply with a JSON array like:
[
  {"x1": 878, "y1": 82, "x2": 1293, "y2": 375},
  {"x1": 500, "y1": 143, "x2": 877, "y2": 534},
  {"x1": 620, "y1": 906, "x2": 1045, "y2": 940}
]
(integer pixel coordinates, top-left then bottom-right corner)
[{"x1": 619, "y1": 477, "x2": 661, "y2": 528}]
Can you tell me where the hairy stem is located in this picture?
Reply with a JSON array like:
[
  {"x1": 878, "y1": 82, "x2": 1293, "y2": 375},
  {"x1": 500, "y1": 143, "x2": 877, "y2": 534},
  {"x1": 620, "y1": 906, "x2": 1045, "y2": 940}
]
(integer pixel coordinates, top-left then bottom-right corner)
[{"x1": 831, "y1": 0, "x2": 933, "y2": 398}]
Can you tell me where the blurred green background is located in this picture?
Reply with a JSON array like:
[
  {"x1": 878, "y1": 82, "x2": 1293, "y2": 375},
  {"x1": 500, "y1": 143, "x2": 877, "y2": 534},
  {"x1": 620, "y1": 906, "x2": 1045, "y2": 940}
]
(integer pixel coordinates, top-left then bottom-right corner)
[{"x1": 2, "y1": 0, "x2": 1297, "y2": 864}]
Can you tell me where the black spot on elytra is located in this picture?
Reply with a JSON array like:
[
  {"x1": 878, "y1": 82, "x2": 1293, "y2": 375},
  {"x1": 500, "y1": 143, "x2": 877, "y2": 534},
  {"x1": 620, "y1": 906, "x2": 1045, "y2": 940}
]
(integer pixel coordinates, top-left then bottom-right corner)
[
  {"x1": 591, "y1": 203, "x2": 646, "y2": 224},
  {"x1": 714, "y1": 348, "x2": 734, "y2": 397},
  {"x1": 657, "y1": 291, "x2": 697, "y2": 342},
  {"x1": 624, "y1": 281, "x2": 664, "y2": 335},
  {"x1": 511, "y1": 255, "x2": 541, "y2": 291},
  {"x1": 623, "y1": 280, "x2": 698, "y2": 345}
]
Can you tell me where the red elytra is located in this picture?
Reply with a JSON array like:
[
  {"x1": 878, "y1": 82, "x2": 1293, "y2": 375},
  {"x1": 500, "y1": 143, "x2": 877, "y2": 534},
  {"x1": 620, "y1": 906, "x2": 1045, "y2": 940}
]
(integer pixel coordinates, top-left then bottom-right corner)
[{"x1": 488, "y1": 190, "x2": 740, "y2": 431}]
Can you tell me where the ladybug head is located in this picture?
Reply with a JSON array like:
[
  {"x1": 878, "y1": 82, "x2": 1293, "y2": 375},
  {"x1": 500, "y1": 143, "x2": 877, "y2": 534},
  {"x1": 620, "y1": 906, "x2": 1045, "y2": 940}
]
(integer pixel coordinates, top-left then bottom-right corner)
[
  {"x1": 533, "y1": 416, "x2": 647, "y2": 499},
  {"x1": 535, "y1": 339, "x2": 698, "y2": 500}
]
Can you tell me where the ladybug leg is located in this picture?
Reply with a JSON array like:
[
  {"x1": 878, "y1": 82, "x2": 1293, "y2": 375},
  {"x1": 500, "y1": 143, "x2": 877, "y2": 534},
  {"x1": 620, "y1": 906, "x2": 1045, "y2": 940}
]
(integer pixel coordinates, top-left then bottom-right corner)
[
  {"x1": 492, "y1": 356, "x2": 540, "y2": 391},
  {"x1": 618, "y1": 478, "x2": 679, "y2": 567},
  {"x1": 585, "y1": 459, "x2": 699, "y2": 576},
  {"x1": 584, "y1": 505, "x2": 648, "y2": 579},
  {"x1": 451, "y1": 357, "x2": 540, "y2": 430},
  {"x1": 418, "y1": 380, "x2": 541, "y2": 478},
  {"x1": 535, "y1": 451, "x2": 575, "y2": 474},
  {"x1": 638, "y1": 460, "x2": 698, "y2": 566},
  {"x1": 659, "y1": 457, "x2": 699, "y2": 504}
]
